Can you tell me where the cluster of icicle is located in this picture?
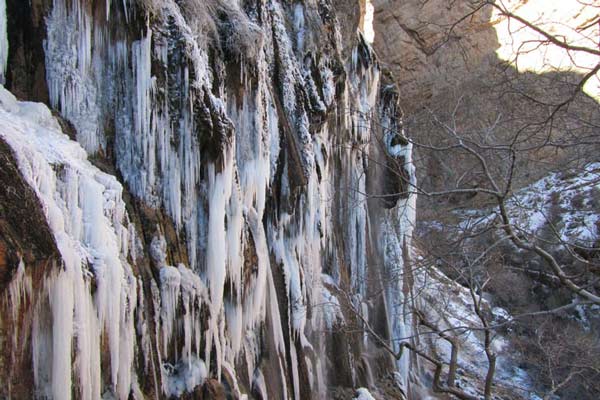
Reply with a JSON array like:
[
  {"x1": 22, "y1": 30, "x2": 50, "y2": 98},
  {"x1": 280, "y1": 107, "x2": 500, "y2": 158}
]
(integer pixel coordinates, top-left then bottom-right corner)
[
  {"x1": 378, "y1": 88, "x2": 418, "y2": 389},
  {"x1": 0, "y1": 0, "x2": 417, "y2": 398},
  {"x1": 0, "y1": 84, "x2": 140, "y2": 399}
]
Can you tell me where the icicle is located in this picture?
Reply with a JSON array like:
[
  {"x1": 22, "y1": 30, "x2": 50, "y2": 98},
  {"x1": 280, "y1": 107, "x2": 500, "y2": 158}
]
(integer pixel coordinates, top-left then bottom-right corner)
[
  {"x1": 160, "y1": 266, "x2": 181, "y2": 356},
  {"x1": 45, "y1": 0, "x2": 103, "y2": 152},
  {"x1": 50, "y1": 270, "x2": 75, "y2": 400},
  {"x1": 205, "y1": 157, "x2": 234, "y2": 377},
  {"x1": 72, "y1": 264, "x2": 102, "y2": 400},
  {"x1": 7, "y1": 258, "x2": 32, "y2": 325},
  {"x1": 252, "y1": 369, "x2": 268, "y2": 399},
  {"x1": 293, "y1": 4, "x2": 305, "y2": 54},
  {"x1": 178, "y1": 264, "x2": 207, "y2": 364},
  {"x1": 269, "y1": 216, "x2": 307, "y2": 336},
  {"x1": 117, "y1": 274, "x2": 138, "y2": 400},
  {"x1": 245, "y1": 209, "x2": 269, "y2": 330},
  {"x1": 0, "y1": 0, "x2": 7, "y2": 84},
  {"x1": 2, "y1": 0, "x2": 426, "y2": 396},
  {"x1": 0, "y1": 85, "x2": 139, "y2": 399},
  {"x1": 226, "y1": 184, "x2": 244, "y2": 298}
]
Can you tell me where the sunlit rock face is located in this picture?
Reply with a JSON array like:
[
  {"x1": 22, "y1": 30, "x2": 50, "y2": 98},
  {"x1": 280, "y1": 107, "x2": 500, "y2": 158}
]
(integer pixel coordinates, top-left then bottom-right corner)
[
  {"x1": 372, "y1": 0, "x2": 498, "y2": 112},
  {"x1": 373, "y1": 0, "x2": 600, "y2": 196},
  {"x1": 0, "y1": 0, "x2": 415, "y2": 399},
  {"x1": 373, "y1": 0, "x2": 599, "y2": 110}
]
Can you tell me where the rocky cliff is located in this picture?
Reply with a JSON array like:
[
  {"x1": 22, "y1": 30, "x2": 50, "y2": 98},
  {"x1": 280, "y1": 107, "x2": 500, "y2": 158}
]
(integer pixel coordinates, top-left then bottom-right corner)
[
  {"x1": 373, "y1": 0, "x2": 600, "y2": 201},
  {"x1": 0, "y1": 1, "x2": 416, "y2": 399}
]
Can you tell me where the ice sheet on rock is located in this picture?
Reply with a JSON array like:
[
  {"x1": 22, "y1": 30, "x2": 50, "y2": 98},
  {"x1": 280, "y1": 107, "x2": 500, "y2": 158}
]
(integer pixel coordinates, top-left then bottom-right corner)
[
  {"x1": 320, "y1": 274, "x2": 343, "y2": 329},
  {"x1": 162, "y1": 356, "x2": 207, "y2": 398},
  {"x1": 353, "y1": 387, "x2": 376, "y2": 400},
  {"x1": 0, "y1": 85, "x2": 138, "y2": 400}
]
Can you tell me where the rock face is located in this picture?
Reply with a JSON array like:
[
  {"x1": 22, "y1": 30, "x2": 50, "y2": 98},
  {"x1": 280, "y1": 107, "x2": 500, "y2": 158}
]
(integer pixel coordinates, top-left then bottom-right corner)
[
  {"x1": 0, "y1": 0, "x2": 417, "y2": 399},
  {"x1": 373, "y1": 0, "x2": 600, "y2": 198},
  {"x1": 373, "y1": 0, "x2": 498, "y2": 113},
  {"x1": 4, "y1": 0, "x2": 51, "y2": 102},
  {"x1": 371, "y1": 3, "x2": 600, "y2": 398},
  {"x1": 0, "y1": 135, "x2": 60, "y2": 399}
]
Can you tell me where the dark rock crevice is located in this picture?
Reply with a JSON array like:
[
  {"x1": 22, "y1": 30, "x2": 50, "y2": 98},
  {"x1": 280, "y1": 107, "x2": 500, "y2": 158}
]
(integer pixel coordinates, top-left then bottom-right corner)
[{"x1": 5, "y1": 0, "x2": 51, "y2": 103}]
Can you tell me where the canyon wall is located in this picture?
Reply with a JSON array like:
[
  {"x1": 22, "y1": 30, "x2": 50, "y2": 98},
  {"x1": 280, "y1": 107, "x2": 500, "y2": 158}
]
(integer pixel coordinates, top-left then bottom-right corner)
[{"x1": 0, "y1": 1, "x2": 416, "y2": 399}]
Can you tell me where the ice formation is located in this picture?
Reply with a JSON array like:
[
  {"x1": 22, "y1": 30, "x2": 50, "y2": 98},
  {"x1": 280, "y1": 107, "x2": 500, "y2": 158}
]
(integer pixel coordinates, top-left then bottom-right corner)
[
  {"x1": 354, "y1": 387, "x2": 377, "y2": 400},
  {"x1": 0, "y1": 0, "x2": 7, "y2": 83},
  {"x1": 0, "y1": 0, "x2": 422, "y2": 398},
  {"x1": 0, "y1": 85, "x2": 138, "y2": 399}
]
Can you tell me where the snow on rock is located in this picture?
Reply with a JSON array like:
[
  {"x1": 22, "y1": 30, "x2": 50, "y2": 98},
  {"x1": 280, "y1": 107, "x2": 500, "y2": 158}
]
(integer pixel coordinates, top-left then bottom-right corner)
[
  {"x1": 162, "y1": 356, "x2": 207, "y2": 398},
  {"x1": 508, "y1": 164, "x2": 600, "y2": 246},
  {"x1": 456, "y1": 163, "x2": 600, "y2": 248},
  {"x1": 426, "y1": 165, "x2": 600, "y2": 396},
  {"x1": 0, "y1": 84, "x2": 138, "y2": 399},
  {"x1": 416, "y1": 167, "x2": 600, "y2": 398},
  {"x1": 354, "y1": 387, "x2": 377, "y2": 400},
  {"x1": 413, "y1": 262, "x2": 539, "y2": 398}
]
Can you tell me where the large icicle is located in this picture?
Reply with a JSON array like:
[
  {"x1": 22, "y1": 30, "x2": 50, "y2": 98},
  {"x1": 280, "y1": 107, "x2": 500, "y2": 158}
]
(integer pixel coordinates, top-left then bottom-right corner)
[
  {"x1": 45, "y1": 0, "x2": 104, "y2": 152},
  {"x1": 0, "y1": 0, "x2": 7, "y2": 84},
  {"x1": 205, "y1": 157, "x2": 234, "y2": 377}
]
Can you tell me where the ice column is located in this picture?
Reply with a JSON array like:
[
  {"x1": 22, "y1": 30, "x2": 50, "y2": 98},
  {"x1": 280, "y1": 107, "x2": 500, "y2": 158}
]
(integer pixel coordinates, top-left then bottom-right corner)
[{"x1": 0, "y1": 0, "x2": 7, "y2": 83}]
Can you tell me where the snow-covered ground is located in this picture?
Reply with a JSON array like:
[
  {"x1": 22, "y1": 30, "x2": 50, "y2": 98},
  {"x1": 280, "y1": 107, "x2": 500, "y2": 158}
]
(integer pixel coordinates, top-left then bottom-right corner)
[
  {"x1": 416, "y1": 261, "x2": 540, "y2": 400},
  {"x1": 458, "y1": 164, "x2": 600, "y2": 248},
  {"x1": 417, "y1": 164, "x2": 600, "y2": 399}
]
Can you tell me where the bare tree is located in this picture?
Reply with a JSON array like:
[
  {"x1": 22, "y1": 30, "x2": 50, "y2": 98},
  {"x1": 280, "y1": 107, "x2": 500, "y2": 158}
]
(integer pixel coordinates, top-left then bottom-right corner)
[{"x1": 318, "y1": 2, "x2": 600, "y2": 399}]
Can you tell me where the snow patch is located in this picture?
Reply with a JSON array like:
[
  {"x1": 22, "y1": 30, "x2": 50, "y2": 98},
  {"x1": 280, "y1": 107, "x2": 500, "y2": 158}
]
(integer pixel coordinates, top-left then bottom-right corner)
[
  {"x1": 162, "y1": 357, "x2": 208, "y2": 397},
  {"x1": 354, "y1": 387, "x2": 376, "y2": 400}
]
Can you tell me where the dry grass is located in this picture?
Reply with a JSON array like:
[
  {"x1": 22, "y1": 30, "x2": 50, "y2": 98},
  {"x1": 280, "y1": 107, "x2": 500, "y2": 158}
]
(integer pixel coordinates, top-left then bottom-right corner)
[{"x1": 142, "y1": 0, "x2": 263, "y2": 61}]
